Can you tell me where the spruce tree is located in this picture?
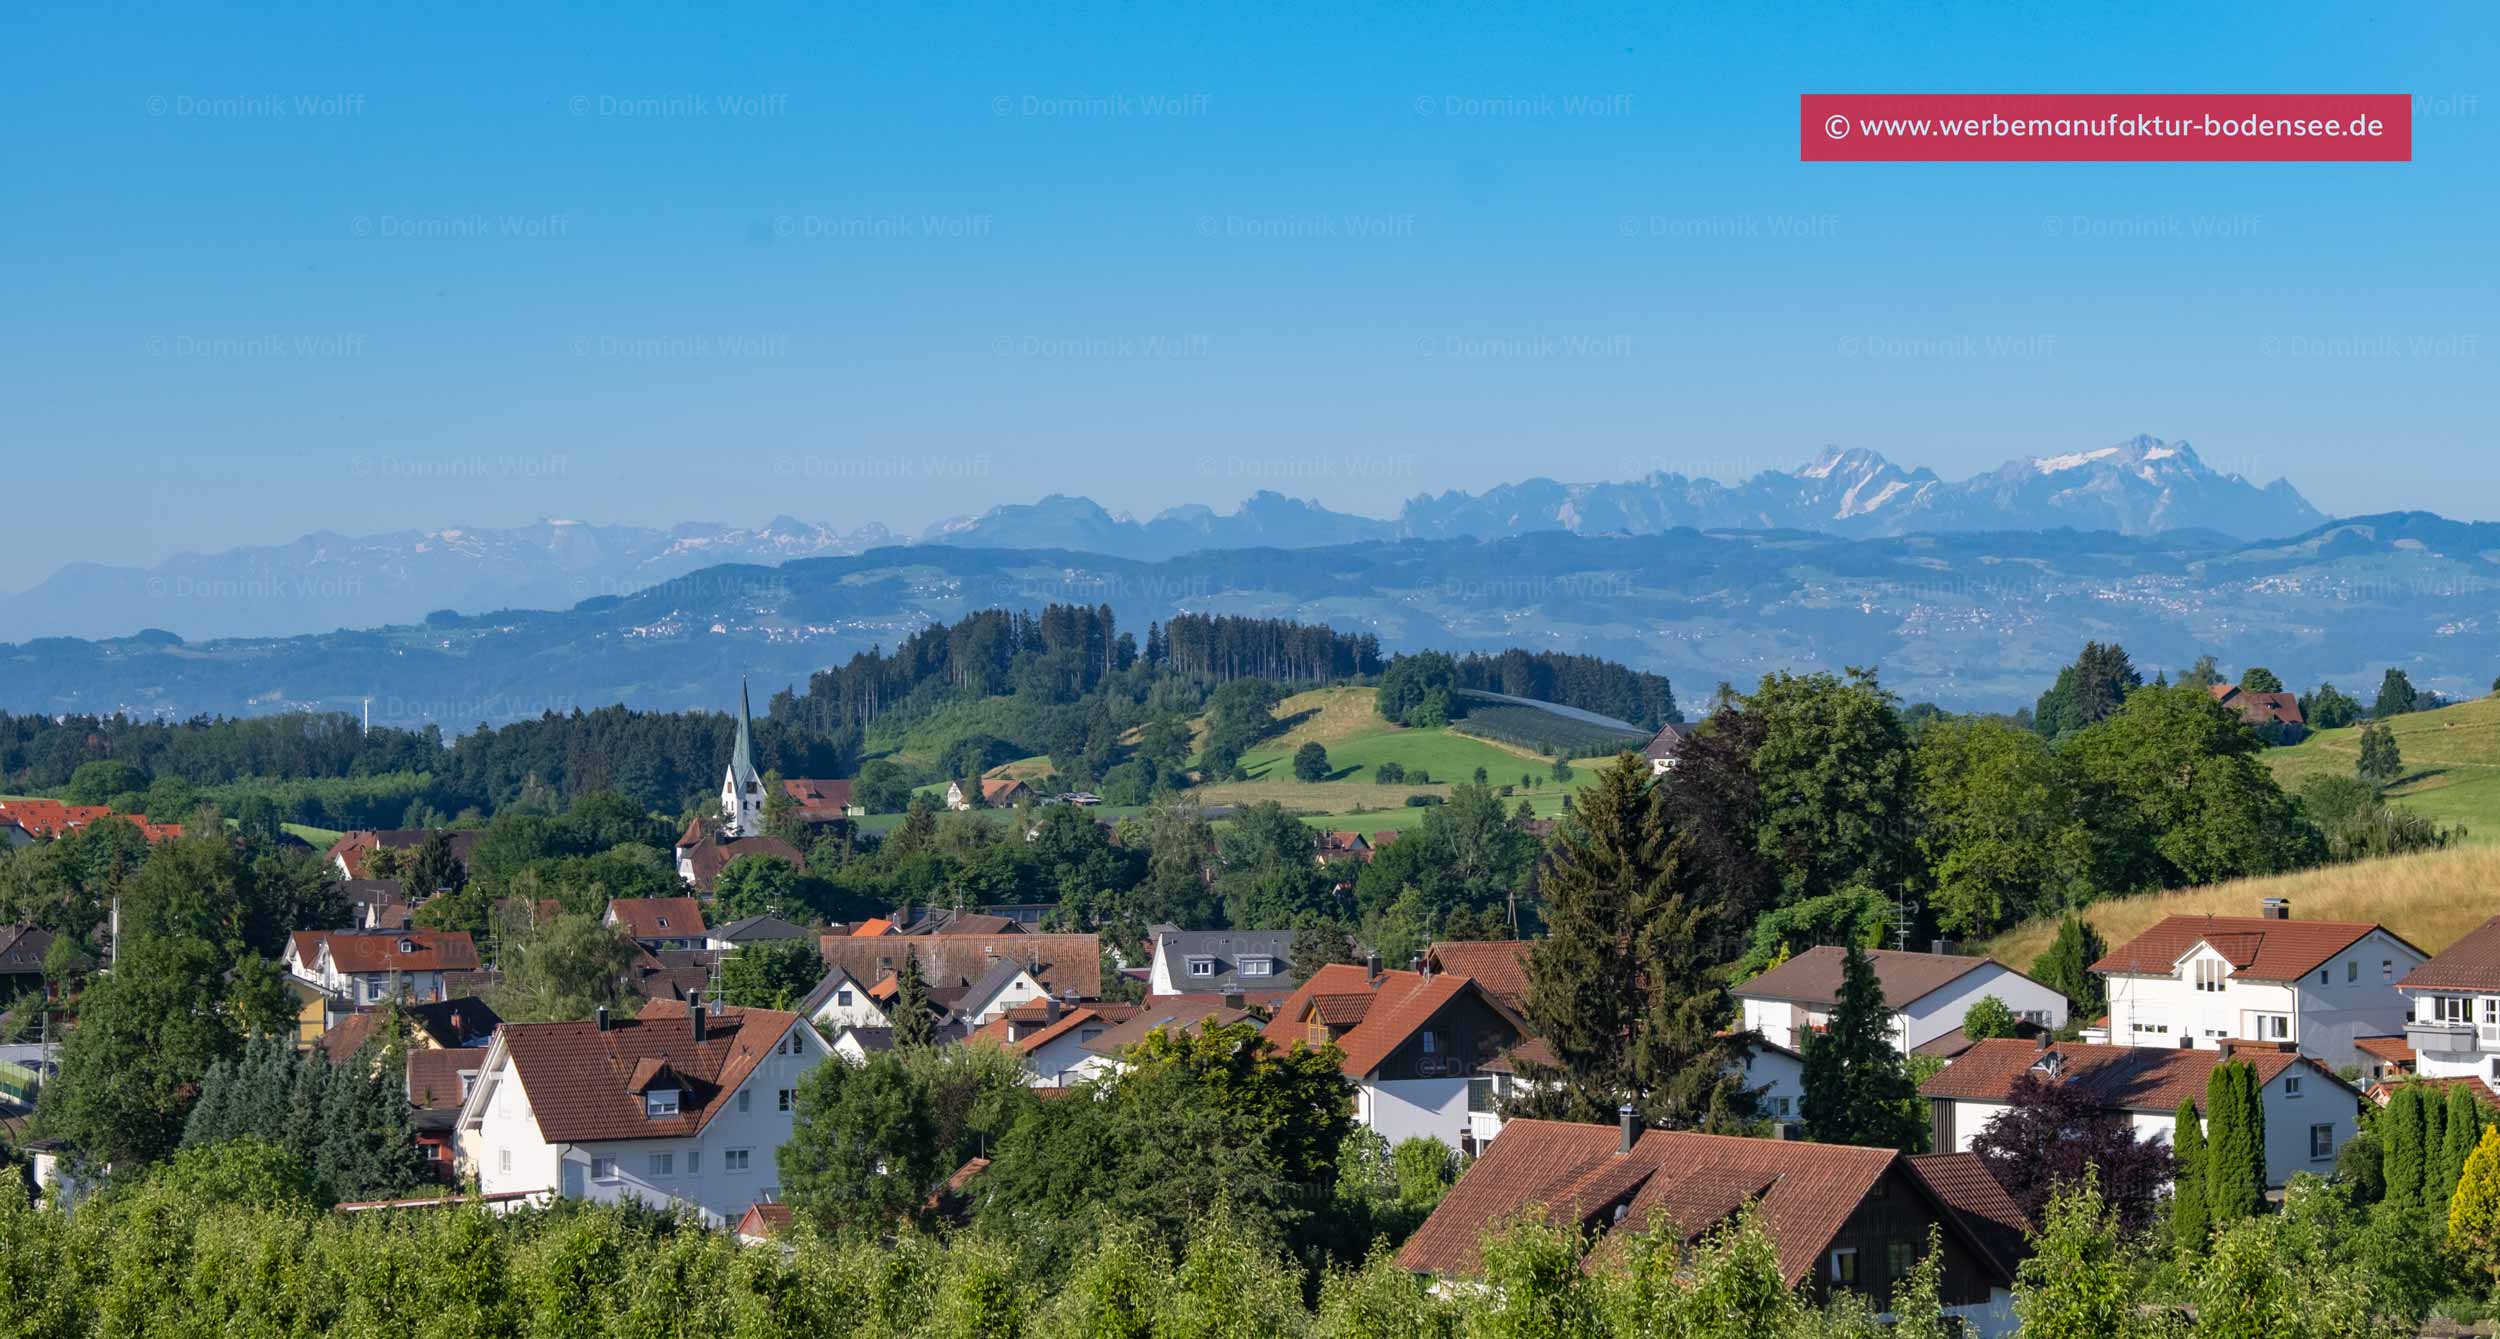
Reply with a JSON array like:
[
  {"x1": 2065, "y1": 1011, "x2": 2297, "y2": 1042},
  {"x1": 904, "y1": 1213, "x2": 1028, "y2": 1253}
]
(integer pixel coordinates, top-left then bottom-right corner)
[
  {"x1": 2202, "y1": 1062, "x2": 2262, "y2": 1225},
  {"x1": 2382, "y1": 1084, "x2": 2427, "y2": 1216},
  {"x1": 1516, "y1": 754, "x2": 1660, "y2": 1121},
  {"x1": 890, "y1": 951, "x2": 935, "y2": 1050},
  {"x1": 2439, "y1": 1083, "x2": 2484, "y2": 1214},
  {"x1": 1626, "y1": 884, "x2": 1756, "y2": 1132},
  {"x1": 2029, "y1": 916, "x2": 2109, "y2": 1019},
  {"x1": 1800, "y1": 942, "x2": 1923, "y2": 1151},
  {"x1": 2170, "y1": 1097, "x2": 2209, "y2": 1255}
]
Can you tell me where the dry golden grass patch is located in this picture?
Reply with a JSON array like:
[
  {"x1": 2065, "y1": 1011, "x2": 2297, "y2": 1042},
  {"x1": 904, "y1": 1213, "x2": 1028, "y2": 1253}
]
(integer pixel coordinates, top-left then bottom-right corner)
[
  {"x1": 1189, "y1": 777, "x2": 1445, "y2": 813},
  {"x1": 1982, "y1": 844, "x2": 2500, "y2": 970}
]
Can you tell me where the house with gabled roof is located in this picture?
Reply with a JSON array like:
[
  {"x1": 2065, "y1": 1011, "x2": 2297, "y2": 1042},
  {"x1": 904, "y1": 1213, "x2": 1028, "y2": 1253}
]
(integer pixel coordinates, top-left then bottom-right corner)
[
  {"x1": 1070, "y1": 996, "x2": 1258, "y2": 1086},
  {"x1": 793, "y1": 962, "x2": 889, "y2": 1033},
  {"x1": 814, "y1": 932, "x2": 1098, "y2": 1011},
  {"x1": 284, "y1": 929, "x2": 480, "y2": 1008},
  {"x1": 779, "y1": 778, "x2": 862, "y2": 821},
  {"x1": 2209, "y1": 682, "x2": 2305, "y2": 730},
  {"x1": 454, "y1": 1000, "x2": 831, "y2": 1226},
  {"x1": 1423, "y1": 940, "x2": 1533, "y2": 1012},
  {"x1": 605, "y1": 898, "x2": 709, "y2": 952},
  {"x1": 1735, "y1": 946, "x2": 2067, "y2": 1057},
  {"x1": 966, "y1": 999, "x2": 1142, "y2": 1087},
  {"x1": 1266, "y1": 960, "x2": 1528, "y2": 1151},
  {"x1": 323, "y1": 828, "x2": 482, "y2": 882},
  {"x1": 1641, "y1": 721, "x2": 1693, "y2": 776},
  {"x1": 1147, "y1": 929, "x2": 1294, "y2": 997},
  {"x1": 945, "y1": 777, "x2": 1033, "y2": 811},
  {"x1": 1398, "y1": 1112, "x2": 2026, "y2": 1336},
  {"x1": 1923, "y1": 1037, "x2": 2358, "y2": 1191},
  {"x1": 2394, "y1": 911, "x2": 2500, "y2": 1088},
  {"x1": 670, "y1": 821, "x2": 806, "y2": 895},
  {"x1": 2093, "y1": 899, "x2": 2425, "y2": 1069},
  {"x1": 706, "y1": 914, "x2": 809, "y2": 951}
]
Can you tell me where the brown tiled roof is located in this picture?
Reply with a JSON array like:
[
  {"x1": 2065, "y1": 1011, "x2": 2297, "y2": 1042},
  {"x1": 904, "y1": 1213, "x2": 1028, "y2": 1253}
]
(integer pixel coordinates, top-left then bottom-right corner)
[
  {"x1": 738, "y1": 1202, "x2": 794, "y2": 1238},
  {"x1": 967, "y1": 1003, "x2": 1139, "y2": 1054},
  {"x1": 1643, "y1": 721, "x2": 1692, "y2": 761},
  {"x1": 2092, "y1": 914, "x2": 2408, "y2": 982},
  {"x1": 607, "y1": 898, "x2": 709, "y2": 940},
  {"x1": 2367, "y1": 1075, "x2": 2500, "y2": 1110},
  {"x1": 980, "y1": 779, "x2": 1030, "y2": 803},
  {"x1": 1261, "y1": 962, "x2": 1523, "y2": 1079},
  {"x1": 0, "y1": 800, "x2": 184, "y2": 843},
  {"x1": 815, "y1": 933, "x2": 1098, "y2": 998},
  {"x1": 1920, "y1": 1038, "x2": 2328, "y2": 1113},
  {"x1": 1396, "y1": 1119, "x2": 1903, "y2": 1285},
  {"x1": 674, "y1": 834, "x2": 806, "y2": 893},
  {"x1": 1734, "y1": 945, "x2": 1996, "y2": 1009},
  {"x1": 324, "y1": 828, "x2": 482, "y2": 878},
  {"x1": 2400, "y1": 913, "x2": 2500, "y2": 992},
  {"x1": 405, "y1": 1048, "x2": 481, "y2": 1112},
  {"x1": 2209, "y1": 683, "x2": 2305, "y2": 727},
  {"x1": 780, "y1": 778, "x2": 855, "y2": 817},
  {"x1": 1425, "y1": 940, "x2": 1534, "y2": 1009},
  {"x1": 497, "y1": 1007, "x2": 802, "y2": 1143},
  {"x1": 2355, "y1": 1035, "x2": 2416, "y2": 1066},
  {"x1": 1905, "y1": 1153, "x2": 2031, "y2": 1280},
  {"x1": 1081, "y1": 999, "x2": 1256, "y2": 1056},
  {"x1": 292, "y1": 929, "x2": 480, "y2": 975}
]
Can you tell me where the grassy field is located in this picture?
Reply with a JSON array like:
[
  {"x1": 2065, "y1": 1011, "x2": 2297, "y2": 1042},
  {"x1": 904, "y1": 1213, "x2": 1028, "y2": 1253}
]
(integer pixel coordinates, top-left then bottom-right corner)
[
  {"x1": 1981, "y1": 844, "x2": 2500, "y2": 971},
  {"x1": 2266, "y1": 695, "x2": 2500, "y2": 838}
]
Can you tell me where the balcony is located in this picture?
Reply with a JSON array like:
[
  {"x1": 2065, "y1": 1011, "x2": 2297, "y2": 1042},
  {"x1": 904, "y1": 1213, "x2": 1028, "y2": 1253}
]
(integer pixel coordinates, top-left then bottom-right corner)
[
  {"x1": 2406, "y1": 1021, "x2": 2485, "y2": 1056},
  {"x1": 1469, "y1": 1110, "x2": 1506, "y2": 1146}
]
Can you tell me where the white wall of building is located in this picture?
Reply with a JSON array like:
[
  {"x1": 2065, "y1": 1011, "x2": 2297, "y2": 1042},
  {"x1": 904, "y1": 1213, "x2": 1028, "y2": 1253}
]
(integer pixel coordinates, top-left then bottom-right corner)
[
  {"x1": 1933, "y1": 1067, "x2": 2349, "y2": 1189},
  {"x1": 2105, "y1": 931, "x2": 2419, "y2": 1069},
  {"x1": 1741, "y1": 1046, "x2": 1805, "y2": 1125},
  {"x1": 1898, "y1": 965, "x2": 2069, "y2": 1051},
  {"x1": 1363, "y1": 1076, "x2": 1471, "y2": 1150},
  {"x1": 808, "y1": 982, "x2": 889, "y2": 1032}
]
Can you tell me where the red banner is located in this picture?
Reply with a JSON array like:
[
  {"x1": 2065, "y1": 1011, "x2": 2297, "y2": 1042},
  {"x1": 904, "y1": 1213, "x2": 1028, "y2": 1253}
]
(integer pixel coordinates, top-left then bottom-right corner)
[{"x1": 1801, "y1": 94, "x2": 2411, "y2": 162}]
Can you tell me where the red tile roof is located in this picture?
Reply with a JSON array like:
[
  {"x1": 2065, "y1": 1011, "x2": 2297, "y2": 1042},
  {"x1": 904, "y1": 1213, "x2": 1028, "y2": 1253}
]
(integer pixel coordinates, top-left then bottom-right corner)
[
  {"x1": 405, "y1": 1049, "x2": 480, "y2": 1112},
  {"x1": 2367, "y1": 1075, "x2": 2500, "y2": 1110},
  {"x1": 497, "y1": 1007, "x2": 801, "y2": 1143},
  {"x1": 1903, "y1": 1152, "x2": 2031, "y2": 1281},
  {"x1": 2354, "y1": 1035, "x2": 2416, "y2": 1066},
  {"x1": 606, "y1": 898, "x2": 709, "y2": 940},
  {"x1": 2209, "y1": 683, "x2": 2305, "y2": 727},
  {"x1": 1261, "y1": 962, "x2": 1523, "y2": 1079},
  {"x1": 673, "y1": 834, "x2": 806, "y2": 894},
  {"x1": 323, "y1": 829, "x2": 482, "y2": 879},
  {"x1": 815, "y1": 933, "x2": 1098, "y2": 999},
  {"x1": 0, "y1": 800, "x2": 182, "y2": 843},
  {"x1": 780, "y1": 778, "x2": 855, "y2": 817},
  {"x1": 1425, "y1": 940, "x2": 1534, "y2": 1010},
  {"x1": 291, "y1": 929, "x2": 480, "y2": 975},
  {"x1": 1396, "y1": 1119, "x2": 1911, "y2": 1286},
  {"x1": 1920, "y1": 1038, "x2": 2330, "y2": 1113},
  {"x1": 737, "y1": 1202, "x2": 794, "y2": 1238},
  {"x1": 2091, "y1": 914, "x2": 2410, "y2": 982},
  {"x1": 2399, "y1": 913, "x2": 2500, "y2": 993}
]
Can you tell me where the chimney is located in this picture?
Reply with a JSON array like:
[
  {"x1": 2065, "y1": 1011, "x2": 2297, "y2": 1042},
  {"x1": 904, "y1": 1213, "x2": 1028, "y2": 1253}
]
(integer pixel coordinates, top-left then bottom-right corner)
[
  {"x1": 2036, "y1": 1031, "x2": 2052, "y2": 1051},
  {"x1": 595, "y1": 1006, "x2": 610, "y2": 1032},
  {"x1": 1931, "y1": 938, "x2": 1947, "y2": 956},
  {"x1": 691, "y1": 1004, "x2": 708, "y2": 1043},
  {"x1": 1618, "y1": 1102, "x2": 1639, "y2": 1155},
  {"x1": 2262, "y1": 897, "x2": 2290, "y2": 920},
  {"x1": 1365, "y1": 951, "x2": 1382, "y2": 981},
  {"x1": 1221, "y1": 988, "x2": 1246, "y2": 1012},
  {"x1": 1409, "y1": 953, "x2": 1424, "y2": 975},
  {"x1": 1043, "y1": 996, "x2": 1060, "y2": 1026}
]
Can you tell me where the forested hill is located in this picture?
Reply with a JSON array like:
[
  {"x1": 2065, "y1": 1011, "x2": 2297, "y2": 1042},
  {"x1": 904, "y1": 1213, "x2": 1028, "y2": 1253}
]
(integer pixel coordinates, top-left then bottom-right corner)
[{"x1": 1, "y1": 515, "x2": 2495, "y2": 724}]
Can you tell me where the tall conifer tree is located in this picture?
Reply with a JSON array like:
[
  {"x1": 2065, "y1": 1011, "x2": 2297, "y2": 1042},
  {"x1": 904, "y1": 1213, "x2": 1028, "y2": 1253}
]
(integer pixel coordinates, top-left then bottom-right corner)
[
  {"x1": 2383, "y1": 1084, "x2": 2427, "y2": 1216},
  {"x1": 1515, "y1": 754, "x2": 1660, "y2": 1121},
  {"x1": 1800, "y1": 942, "x2": 1922, "y2": 1151},
  {"x1": 2202, "y1": 1062, "x2": 2263, "y2": 1225},
  {"x1": 2439, "y1": 1083, "x2": 2484, "y2": 1216},
  {"x1": 2170, "y1": 1097, "x2": 2209, "y2": 1255},
  {"x1": 890, "y1": 951, "x2": 935, "y2": 1049}
]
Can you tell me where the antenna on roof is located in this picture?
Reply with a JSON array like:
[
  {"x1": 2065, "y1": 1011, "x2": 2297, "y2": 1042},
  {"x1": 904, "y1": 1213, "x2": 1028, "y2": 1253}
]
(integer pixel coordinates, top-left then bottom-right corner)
[{"x1": 1889, "y1": 893, "x2": 1921, "y2": 952}]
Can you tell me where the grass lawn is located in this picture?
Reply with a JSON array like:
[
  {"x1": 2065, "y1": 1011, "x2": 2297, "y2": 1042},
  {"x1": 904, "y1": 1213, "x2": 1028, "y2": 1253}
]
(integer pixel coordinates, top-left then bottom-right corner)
[
  {"x1": 1981, "y1": 844, "x2": 2500, "y2": 972},
  {"x1": 2267, "y1": 694, "x2": 2500, "y2": 840}
]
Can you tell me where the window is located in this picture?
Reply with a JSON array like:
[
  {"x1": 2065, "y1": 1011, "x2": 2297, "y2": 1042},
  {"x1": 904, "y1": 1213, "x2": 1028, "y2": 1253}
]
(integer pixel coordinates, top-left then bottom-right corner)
[
  {"x1": 1886, "y1": 1239, "x2": 1918, "y2": 1279},
  {"x1": 592, "y1": 1158, "x2": 618, "y2": 1183},
  {"x1": 725, "y1": 1149, "x2": 752, "y2": 1172},
  {"x1": 1468, "y1": 1077, "x2": 1497, "y2": 1113},
  {"x1": 781, "y1": 1034, "x2": 800, "y2": 1056},
  {"x1": 2436, "y1": 995, "x2": 2472, "y2": 1024},
  {"x1": 1239, "y1": 956, "x2": 1273, "y2": 977},
  {"x1": 2319, "y1": 969, "x2": 2330, "y2": 985},
  {"x1": 1187, "y1": 957, "x2": 1216, "y2": 977},
  {"x1": 2194, "y1": 959, "x2": 2226, "y2": 993},
  {"x1": 1306, "y1": 1021, "x2": 1330, "y2": 1047},
  {"x1": 2284, "y1": 1075, "x2": 2302, "y2": 1097},
  {"x1": 777, "y1": 1089, "x2": 794, "y2": 1112},
  {"x1": 649, "y1": 1153, "x2": 674, "y2": 1177},
  {"x1": 837, "y1": 988, "x2": 854, "y2": 1007},
  {"x1": 459, "y1": 1072, "x2": 477, "y2": 1099},
  {"x1": 2253, "y1": 1013, "x2": 2291, "y2": 1040},
  {"x1": 2348, "y1": 960, "x2": 2359, "y2": 983},
  {"x1": 1828, "y1": 1247, "x2": 1858, "y2": 1285},
  {"x1": 1773, "y1": 1096, "x2": 1792, "y2": 1116},
  {"x1": 645, "y1": 1089, "x2": 680, "y2": 1117},
  {"x1": 2311, "y1": 1124, "x2": 2335, "y2": 1160},
  {"x1": 499, "y1": 1149, "x2": 512, "y2": 1174},
  {"x1": 656, "y1": 917, "x2": 669, "y2": 930},
  {"x1": 2385, "y1": 959, "x2": 2395, "y2": 981},
  {"x1": 1420, "y1": 1030, "x2": 1438, "y2": 1054},
  {"x1": 686, "y1": 1151, "x2": 701, "y2": 1175}
]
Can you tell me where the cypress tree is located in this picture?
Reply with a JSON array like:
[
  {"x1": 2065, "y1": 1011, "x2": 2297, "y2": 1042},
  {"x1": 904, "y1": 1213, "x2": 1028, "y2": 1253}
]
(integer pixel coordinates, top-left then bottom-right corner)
[
  {"x1": 2203, "y1": 1062, "x2": 2262, "y2": 1224},
  {"x1": 1801, "y1": 941, "x2": 1923, "y2": 1151},
  {"x1": 2423, "y1": 1085, "x2": 2450, "y2": 1206},
  {"x1": 2029, "y1": 916, "x2": 2110, "y2": 1019},
  {"x1": 1515, "y1": 754, "x2": 1661, "y2": 1122},
  {"x1": 890, "y1": 951, "x2": 935, "y2": 1050},
  {"x1": 2170, "y1": 1097, "x2": 2210, "y2": 1255},
  {"x1": 2383, "y1": 1084, "x2": 2427, "y2": 1216},
  {"x1": 2439, "y1": 1084, "x2": 2485, "y2": 1214}
]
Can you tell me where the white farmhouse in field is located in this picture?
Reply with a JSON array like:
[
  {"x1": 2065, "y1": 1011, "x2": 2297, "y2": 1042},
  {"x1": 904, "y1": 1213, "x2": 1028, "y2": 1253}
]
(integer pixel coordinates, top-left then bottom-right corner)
[
  {"x1": 1734, "y1": 946, "x2": 2068, "y2": 1057},
  {"x1": 2093, "y1": 900, "x2": 2425, "y2": 1070},
  {"x1": 454, "y1": 1000, "x2": 830, "y2": 1227}
]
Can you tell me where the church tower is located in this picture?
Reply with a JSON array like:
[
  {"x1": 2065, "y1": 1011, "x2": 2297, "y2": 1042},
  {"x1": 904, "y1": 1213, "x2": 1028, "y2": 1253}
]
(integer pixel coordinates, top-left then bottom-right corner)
[{"x1": 720, "y1": 678, "x2": 765, "y2": 838}]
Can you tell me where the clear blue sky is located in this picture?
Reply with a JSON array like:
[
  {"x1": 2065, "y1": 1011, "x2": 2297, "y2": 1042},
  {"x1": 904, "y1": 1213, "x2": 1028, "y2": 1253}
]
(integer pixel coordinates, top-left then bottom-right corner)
[{"x1": 5, "y1": 3, "x2": 2493, "y2": 581}]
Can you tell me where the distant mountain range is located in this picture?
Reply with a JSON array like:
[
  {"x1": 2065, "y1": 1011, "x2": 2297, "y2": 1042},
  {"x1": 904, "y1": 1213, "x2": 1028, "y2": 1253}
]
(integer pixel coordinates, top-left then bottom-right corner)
[
  {"x1": 0, "y1": 436, "x2": 2321, "y2": 643},
  {"x1": 3, "y1": 511, "x2": 2490, "y2": 725}
]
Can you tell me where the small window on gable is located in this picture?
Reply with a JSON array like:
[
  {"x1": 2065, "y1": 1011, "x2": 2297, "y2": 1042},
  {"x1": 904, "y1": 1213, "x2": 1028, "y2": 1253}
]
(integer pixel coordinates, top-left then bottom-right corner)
[
  {"x1": 2284, "y1": 1075, "x2": 2302, "y2": 1097},
  {"x1": 2348, "y1": 960, "x2": 2358, "y2": 982},
  {"x1": 645, "y1": 1089, "x2": 680, "y2": 1117},
  {"x1": 2319, "y1": 969, "x2": 2329, "y2": 985},
  {"x1": 837, "y1": 988, "x2": 854, "y2": 1007},
  {"x1": 2385, "y1": 960, "x2": 2395, "y2": 981},
  {"x1": 1829, "y1": 1247, "x2": 1859, "y2": 1285}
]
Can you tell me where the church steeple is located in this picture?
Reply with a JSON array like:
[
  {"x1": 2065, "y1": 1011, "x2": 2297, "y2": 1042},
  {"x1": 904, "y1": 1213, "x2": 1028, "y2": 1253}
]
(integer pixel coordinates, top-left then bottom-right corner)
[{"x1": 722, "y1": 677, "x2": 765, "y2": 837}]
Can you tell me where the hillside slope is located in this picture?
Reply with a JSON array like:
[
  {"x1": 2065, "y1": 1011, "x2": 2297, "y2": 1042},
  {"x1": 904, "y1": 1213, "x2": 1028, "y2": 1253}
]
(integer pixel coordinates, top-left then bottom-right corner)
[
  {"x1": 2266, "y1": 694, "x2": 2500, "y2": 836},
  {"x1": 1983, "y1": 845, "x2": 2500, "y2": 971}
]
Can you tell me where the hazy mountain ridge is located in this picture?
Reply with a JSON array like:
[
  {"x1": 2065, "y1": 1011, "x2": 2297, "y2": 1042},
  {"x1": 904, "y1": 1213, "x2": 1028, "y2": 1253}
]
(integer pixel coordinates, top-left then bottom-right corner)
[
  {"x1": 3, "y1": 511, "x2": 2487, "y2": 727},
  {"x1": 0, "y1": 436, "x2": 2322, "y2": 642}
]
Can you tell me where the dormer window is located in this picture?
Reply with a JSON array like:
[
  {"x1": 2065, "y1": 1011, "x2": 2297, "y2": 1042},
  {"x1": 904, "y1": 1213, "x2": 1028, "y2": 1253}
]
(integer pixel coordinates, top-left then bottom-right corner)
[
  {"x1": 645, "y1": 1088, "x2": 681, "y2": 1117},
  {"x1": 1239, "y1": 956, "x2": 1273, "y2": 978},
  {"x1": 2032, "y1": 1053, "x2": 2063, "y2": 1077},
  {"x1": 398, "y1": 938, "x2": 416, "y2": 954},
  {"x1": 656, "y1": 917, "x2": 669, "y2": 930},
  {"x1": 2194, "y1": 960, "x2": 2226, "y2": 993},
  {"x1": 1187, "y1": 957, "x2": 1216, "y2": 977}
]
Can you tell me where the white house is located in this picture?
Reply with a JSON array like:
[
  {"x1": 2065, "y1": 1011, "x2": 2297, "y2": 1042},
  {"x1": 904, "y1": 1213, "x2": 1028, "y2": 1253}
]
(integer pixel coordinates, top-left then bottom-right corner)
[
  {"x1": 969, "y1": 1000, "x2": 1137, "y2": 1087},
  {"x1": 1146, "y1": 930, "x2": 1294, "y2": 997},
  {"x1": 1743, "y1": 1039, "x2": 1807, "y2": 1128},
  {"x1": 604, "y1": 898, "x2": 709, "y2": 953},
  {"x1": 283, "y1": 929, "x2": 480, "y2": 1007},
  {"x1": 454, "y1": 1000, "x2": 831, "y2": 1227},
  {"x1": 794, "y1": 964, "x2": 891, "y2": 1033},
  {"x1": 1641, "y1": 722, "x2": 1691, "y2": 776},
  {"x1": 2395, "y1": 912, "x2": 2500, "y2": 1086},
  {"x1": 1266, "y1": 962, "x2": 1528, "y2": 1151},
  {"x1": 2093, "y1": 901, "x2": 2426, "y2": 1070},
  {"x1": 1734, "y1": 946, "x2": 2069, "y2": 1056},
  {"x1": 1923, "y1": 1038, "x2": 2358, "y2": 1190}
]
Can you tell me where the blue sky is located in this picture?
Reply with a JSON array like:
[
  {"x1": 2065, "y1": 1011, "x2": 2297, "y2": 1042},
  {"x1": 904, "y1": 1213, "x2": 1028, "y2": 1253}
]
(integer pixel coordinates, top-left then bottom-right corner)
[{"x1": 5, "y1": 2, "x2": 2493, "y2": 582}]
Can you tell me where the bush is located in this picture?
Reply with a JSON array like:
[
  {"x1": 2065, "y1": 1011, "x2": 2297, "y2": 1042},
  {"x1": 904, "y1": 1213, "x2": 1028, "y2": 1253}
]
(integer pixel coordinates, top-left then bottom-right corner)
[
  {"x1": 1373, "y1": 762, "x2": 1405, "y2": 784},
  {"x1": 1293, "y1": 742, "x2": 1332, "y2": 783},
  {"x1": 1402, "y1": 794, "x2": 1443, "y2": 808}
]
